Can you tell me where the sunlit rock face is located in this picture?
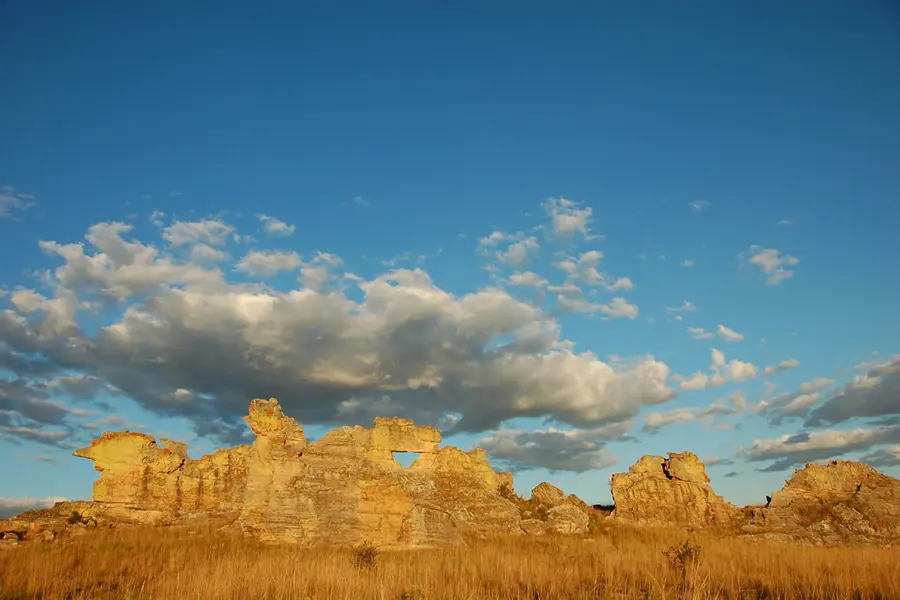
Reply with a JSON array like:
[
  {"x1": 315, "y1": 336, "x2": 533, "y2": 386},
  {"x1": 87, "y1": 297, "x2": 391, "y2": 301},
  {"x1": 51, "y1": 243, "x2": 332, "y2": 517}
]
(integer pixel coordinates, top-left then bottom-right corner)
[
  {"x1": 610, "y1": 452, "x2": 741, "y2": 528},
  {"x1": 71, "y1": 398, "x2": 521, "y2": 548}
]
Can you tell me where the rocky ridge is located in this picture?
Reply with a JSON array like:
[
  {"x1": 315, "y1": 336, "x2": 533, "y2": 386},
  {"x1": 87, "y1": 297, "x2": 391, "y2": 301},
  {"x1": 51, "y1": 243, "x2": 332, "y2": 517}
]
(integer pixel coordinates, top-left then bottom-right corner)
[{"x1": 2, "y1": 399, "x2": 898, "y2": 548}]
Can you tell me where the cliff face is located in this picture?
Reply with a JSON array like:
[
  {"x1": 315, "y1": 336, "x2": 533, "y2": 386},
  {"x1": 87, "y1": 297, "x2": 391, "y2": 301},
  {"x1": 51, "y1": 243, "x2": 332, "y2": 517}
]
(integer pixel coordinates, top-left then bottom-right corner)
[
  {"x1": 70, "y1": 398, "x2": 521, "y2": 548},
  {"x1": 609, "y1": 452, "x2": 741, "y2": 528}
]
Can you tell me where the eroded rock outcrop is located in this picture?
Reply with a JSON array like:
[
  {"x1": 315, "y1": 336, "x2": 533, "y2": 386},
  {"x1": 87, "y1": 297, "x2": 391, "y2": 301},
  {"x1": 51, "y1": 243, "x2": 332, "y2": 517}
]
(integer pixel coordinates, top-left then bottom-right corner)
[
  {"x1": 610, "y1": 452, "x2": 900, "y2": 546},
  {"x1": 68, "y1": 398, "x2": 521, "y2": 548},
  {"x1": 610, "y1": 452, "x2": 741, "y2": 527},
  {"x1": 742, "y1": 459, "x2": 900, "y2": 546}
]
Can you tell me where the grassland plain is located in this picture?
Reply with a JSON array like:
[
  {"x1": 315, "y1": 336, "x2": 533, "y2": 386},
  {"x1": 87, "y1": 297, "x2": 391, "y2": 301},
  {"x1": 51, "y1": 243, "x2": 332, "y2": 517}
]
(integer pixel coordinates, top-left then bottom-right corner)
[{"x1": 1, "y1": 520, "x2": 898, "y2": 600}]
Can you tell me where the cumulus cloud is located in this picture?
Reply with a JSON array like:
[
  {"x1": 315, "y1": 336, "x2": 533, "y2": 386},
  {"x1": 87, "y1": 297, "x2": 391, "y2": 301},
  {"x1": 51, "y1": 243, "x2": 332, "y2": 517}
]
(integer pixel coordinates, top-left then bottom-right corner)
[
  {"x1": 739, "y1": 425, "x2": 900, "y2": 472},
  {"x1": 558, "y1": 296, "x2": 638, "y2": 320},
  {"x1": 258, "y1": 214, "x2": 296, "y2": 237},
  {"x1": 507, "y1": 272, "x2": 548, "y2": 288},
  {"x1": 478, "y1": 424, "x2": 627, "y2": 472},
  {"x1": 757, "y1": 376, "x2": 836, "y2": 424},
  {"x1": 774, "y1": 219, "x2": 793, "y2": 228},
  {"x1": 679, "y1": 259, "x2": 695, "y2": 267},
  {"x1": 763, "y1": 359, "x2": 801, "y2": 376},
  {"x1": 553, "y1": 251, "x2": 633, "y2": 292},
  {"x1": 717, "y1": 325, "x2": 745, "y2": 342},
  {"x1": 689, "y1": 200, "x2": 710, "y2": 214},
  {"x1": 497, "y1": 237, "x2": 540, "y2": 267},
  {"x1": 541, "y1": 197, "x2": 597, "y2": 240},
  {"x1": 643, "y1": 391, "x2": 748, "y2": 432},
  {"x1": 235, "y1": 250, "x2": 303, "y2": 277},
  {"x1": 740, "y1": 246, "x2": 800, "y2": 285},
  {"x1": 0, "y1": 221, "x2": 676, "y2": 454},
  {"x1": 163, "y1": 219, "x2": 234, "y2": 247},
  {"x1": 806, "y1": 356, "x2": 900, "y2": 427},
  {"x1": 0, "y1": 185, "x2": 35, "y2": 218},
  {"x1": 676, "y1": 349, "x2": 758, "y2": 390},
  {"x1": 0, "y1": 496, "x2": 71, "y2": 519}
]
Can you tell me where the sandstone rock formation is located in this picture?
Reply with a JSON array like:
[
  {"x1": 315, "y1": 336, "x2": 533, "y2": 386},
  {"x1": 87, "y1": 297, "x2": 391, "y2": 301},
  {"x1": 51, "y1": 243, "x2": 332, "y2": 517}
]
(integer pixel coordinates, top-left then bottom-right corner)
[
  {"x1": 610, "y1": 452, "x2": 900, "y2": 546},
  {"x1": 610, "y1": 452, "x2": 741, "y2": 527},
  {"x1": 66, "y1": 398, "x2": 521, "y2": 548},
  {"x1": 742, "y1": 459, "x2": 900, "y2": 546}
]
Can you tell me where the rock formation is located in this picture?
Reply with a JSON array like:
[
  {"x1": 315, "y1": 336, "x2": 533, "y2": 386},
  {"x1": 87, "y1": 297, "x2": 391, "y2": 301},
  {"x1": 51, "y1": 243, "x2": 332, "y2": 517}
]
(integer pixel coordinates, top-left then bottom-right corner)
[
  {"x1": 610, "y1": 452, "x2": 741, "y2": 527},
  {"x1": 67, "y1": 398, "x2": 522, "y2": 548},
  {"x1": 742, "y1": 459, "x2": 900, "y2": 545},
  {"x1": 610, "y1": 452, "x2": 900, "y2": 546}
]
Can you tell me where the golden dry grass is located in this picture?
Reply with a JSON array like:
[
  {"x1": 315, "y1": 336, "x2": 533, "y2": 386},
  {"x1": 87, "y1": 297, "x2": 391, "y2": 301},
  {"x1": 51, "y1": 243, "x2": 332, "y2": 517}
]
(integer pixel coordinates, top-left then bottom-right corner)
[{"x1": 1, "y1": 522, "x2": 898, "y2": 600}]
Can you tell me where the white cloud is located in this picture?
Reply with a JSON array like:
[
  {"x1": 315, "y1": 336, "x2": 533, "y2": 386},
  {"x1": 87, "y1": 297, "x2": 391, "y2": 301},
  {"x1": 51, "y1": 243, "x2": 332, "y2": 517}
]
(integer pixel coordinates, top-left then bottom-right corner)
[
  {"x1": 541, "y1": 196, "x2": 597, "y2": 240},
  {"x1": 497, "y1": 236, "x2": 540, "y2": 267},
  {"x1": 774, "y1": 219, "x2": 793, "y2": 227},
  {"x1": 717, "y1": 324, "x2": 745, "y2": 342},
  {"x1": 163, "y1": 219, "x2": 234, "y2": 247},
  {"x1": 553, "y1": 251, "x2": 633, "y2": 293},
  {"x1": 740, "y1": 246, "x2": 800, "y2": 285},
  {"x1": 666, "y1": 301, "x2": 697, "y2": 314},
  {"x1": 0, "y1": 496, "x2": 71, "y2": 519},
  {"x1": 680, "y1": 259, "x2": 695, "y2": 267},
  {"x1": 1, "y1": 223, "x2": 676, "y2": 450},
  {"x1": 235, "y1": 250, "x2": 303, "y2": 277},
  {"x1": 258, "y1": 214, "x2": 296, "y2": 237},
  {"x1": 643, "y1": 408, "x2": 696, "y2": 432},
  {"x1": 688, "y1": 327, "x2": 713, "y2": 340},
  {"x1": 689, "y1": 200, "x2": 711, "y2": 214},
  {"x1": 559, "y1": 296, "x2": 638, "y2": 320},
  {"x1": 507, "y1": 272, "x2": 548, "y2": 288},
  {"x1": 739, "y1": 425, "x2": 900, "y2": 472},
  {"x1": 0, "y1": 185, "x2": 35, "y2": 218},
  {"x1": 644, "y1": 391, "x2": 748, "y2": 431},
  {"x1": 678, "y1": 348, "x2": 758, "y2": 390},
  {"x1": 762, "y1": 359, "x2": 801, "y2": 376}
]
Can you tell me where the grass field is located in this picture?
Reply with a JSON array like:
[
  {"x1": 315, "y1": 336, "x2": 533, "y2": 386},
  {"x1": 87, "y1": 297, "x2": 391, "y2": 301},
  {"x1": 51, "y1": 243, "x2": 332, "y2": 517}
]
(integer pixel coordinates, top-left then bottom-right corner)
[{"x1": 1, "y1": 521, "x2": 897, "y2": 600}]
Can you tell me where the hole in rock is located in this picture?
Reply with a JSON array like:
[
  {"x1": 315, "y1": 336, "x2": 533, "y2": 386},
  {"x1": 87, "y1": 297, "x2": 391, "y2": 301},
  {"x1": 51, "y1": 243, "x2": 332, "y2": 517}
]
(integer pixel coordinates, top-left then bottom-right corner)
[{"x1": 392, "y1": 451, "x2": 421, "y2": 469}]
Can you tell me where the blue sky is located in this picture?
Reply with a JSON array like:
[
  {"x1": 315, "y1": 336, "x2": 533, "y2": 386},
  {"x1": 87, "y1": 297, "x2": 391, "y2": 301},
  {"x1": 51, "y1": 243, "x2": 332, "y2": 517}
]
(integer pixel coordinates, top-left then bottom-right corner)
[{"x1": 1, "y1": 1, "x2": 899, "y2": 516}]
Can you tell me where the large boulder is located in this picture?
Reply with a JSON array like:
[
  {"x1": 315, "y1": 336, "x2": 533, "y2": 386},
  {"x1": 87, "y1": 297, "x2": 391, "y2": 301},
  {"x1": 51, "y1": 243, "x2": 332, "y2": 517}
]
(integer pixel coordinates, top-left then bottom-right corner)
[
  {"x1": 68, "y1": 398, "x2": 521, "y2": 548},
  {"x1": 610, "y1": 452, "x2": 740, "y2": 528}
]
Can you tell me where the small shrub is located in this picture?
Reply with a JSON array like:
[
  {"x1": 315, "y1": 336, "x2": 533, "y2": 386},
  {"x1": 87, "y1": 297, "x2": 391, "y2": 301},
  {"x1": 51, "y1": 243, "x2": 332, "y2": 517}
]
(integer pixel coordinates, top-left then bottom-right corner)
[
  {"x1": 352, "y1": 540, "x2": 379, "y2": 570},
  {"x1": 67, "y1": 511, "x2": 83, "y2": 525}
]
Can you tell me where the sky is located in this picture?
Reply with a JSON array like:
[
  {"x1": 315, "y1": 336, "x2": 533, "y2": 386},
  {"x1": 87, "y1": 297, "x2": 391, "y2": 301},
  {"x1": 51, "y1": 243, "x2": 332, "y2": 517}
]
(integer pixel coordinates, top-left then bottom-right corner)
[{"x1": 1, "y1": 1, "x2": 899, "y2": 518}]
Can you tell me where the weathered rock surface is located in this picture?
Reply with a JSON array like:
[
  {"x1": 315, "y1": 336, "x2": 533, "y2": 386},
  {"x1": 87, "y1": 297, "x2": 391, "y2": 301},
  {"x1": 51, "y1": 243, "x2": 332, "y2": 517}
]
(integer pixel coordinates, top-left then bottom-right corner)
[
  {"x1": 610, "y1": 452, "x2": 900, "y2": 546},
  {"x1": 742, "y1": 459, "x2": 900, "y2": 546},
  {"x1": 547, "y1": 504, "x2": 590, "y2": 535},
  {"x1": 65, "y1": 398, "x2": 521, "y2": 548},
  {"x1": 610, "y1": 452, "x2": 741, "y2": 528}
]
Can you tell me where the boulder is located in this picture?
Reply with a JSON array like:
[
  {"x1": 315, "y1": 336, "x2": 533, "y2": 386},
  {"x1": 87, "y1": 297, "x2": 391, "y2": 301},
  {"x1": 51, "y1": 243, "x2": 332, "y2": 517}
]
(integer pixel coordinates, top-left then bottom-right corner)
[
  {"x1": 610, "y1": 452, "x2": 740, "y2": 527},
  {"x1": 530, "y1": 482, "x2": 566, "y2": 507},
  {"x1": 547, "y1": 504, "x2": 589, "y2": 535}
]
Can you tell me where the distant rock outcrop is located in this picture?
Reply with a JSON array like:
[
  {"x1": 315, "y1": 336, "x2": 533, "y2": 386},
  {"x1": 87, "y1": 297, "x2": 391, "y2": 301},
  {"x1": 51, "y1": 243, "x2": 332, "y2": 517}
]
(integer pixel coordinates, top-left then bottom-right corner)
[
  {"x1": 610, "y1": 452, "x2": 741, "y2": 528},
  {"x1": 742, "y1": 459, "x2": 900, "y2": 546},
  {"x1": 65, "y1": 398, "x2": 522, "y2": 548}
]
